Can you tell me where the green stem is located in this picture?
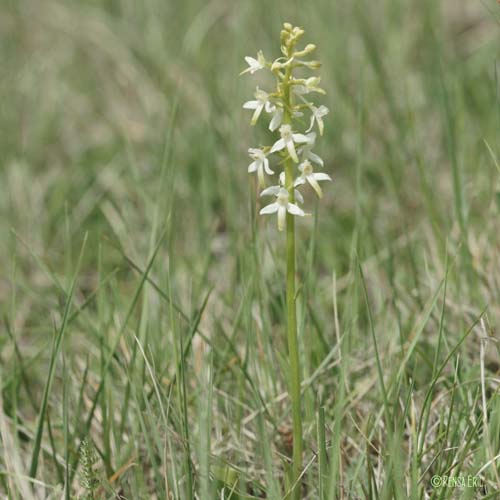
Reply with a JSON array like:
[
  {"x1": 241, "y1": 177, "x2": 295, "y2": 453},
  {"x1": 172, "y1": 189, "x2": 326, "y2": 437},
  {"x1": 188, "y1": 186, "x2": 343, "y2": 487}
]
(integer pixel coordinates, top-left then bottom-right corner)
[{"x1": 283, "y1": 65, "x2": 303, "y2": 500}]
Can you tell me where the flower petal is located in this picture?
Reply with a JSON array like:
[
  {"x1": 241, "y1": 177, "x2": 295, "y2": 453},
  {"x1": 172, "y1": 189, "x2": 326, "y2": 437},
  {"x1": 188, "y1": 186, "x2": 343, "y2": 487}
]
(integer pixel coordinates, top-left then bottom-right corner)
[
  {"x1": 287, "y1": 203, "x2": 305, "y2": 216},
  {"x1": 313, "y1": 172, "x2": 332, "y2": 182},
  {"x1": 270, "y1": 138, "x2": 286, "y2": 154},
  {"x1": 305, "y1": 132, "x2": 317, "y2": 144},
  {"x1": 240, "y1": 57, "x2": 258, "y2": 75},
  {"x1": 243, "y1": 101, "x2": 258, "y2": 109},
  {"x1": 306, "y1": 113, "x2": 315, "y2": 133},
  {"x1": 269, "y1": 108, "x2": 283, "y2": 132},
  {"x1": 260, "y1": 185, "x2": 281, "y2": 197},
  {"x1": 277, "y1": 205, "x2": 287, "y2": 231},
  {"x1": 286, "y1": 139, "x2": 299, "y2": 163},
  {"x1": 260, "y1": 202, "x2": 279, "y2": 215},
  {"x1": 317, "y1": 105, "x2": 329, "y2": 117},
  {"x1": 257, "y1": 164, "x2": 265, "y2": 187},
  {"x1": 308, "y1": 152, "x2": 324, "y2": 167},
  {"x1": 247, "y1": 161, "x2": 258, "y2": 173},
  {"x1": 317, "y1": 116, "x2": 324, "y2": 136},
  {"x1": 292, "y1": 133, "x2": 310, "y2": 144},
  {"x1": 245, "y1": 56, "x2": 258, "y2": 66},
  {"x1": 251, "y1": 104, "x2": 264, "y2": 125},
  {"x1": 263, "y1": 158, "x2": 274, "y2": 175},
  {"x1": 307, "y1": 174, "x2": 323, "y2": 198},
  {"x1": 294, "y1": 189, "x2": 304, "y2": 204}
]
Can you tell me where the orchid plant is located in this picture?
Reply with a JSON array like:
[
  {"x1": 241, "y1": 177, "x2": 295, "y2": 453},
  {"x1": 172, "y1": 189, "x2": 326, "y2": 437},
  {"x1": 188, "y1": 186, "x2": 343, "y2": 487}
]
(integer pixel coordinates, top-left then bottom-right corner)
[{"x1": 242, "y1": 23, "x2": 331, "y2": 499}]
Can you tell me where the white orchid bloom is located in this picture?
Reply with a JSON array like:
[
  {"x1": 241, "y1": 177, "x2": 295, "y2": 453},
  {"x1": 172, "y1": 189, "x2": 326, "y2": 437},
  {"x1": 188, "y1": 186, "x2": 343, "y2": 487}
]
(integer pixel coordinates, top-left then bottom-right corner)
[
  {"x1": 259, "y1": 187, "x2": 305, "y2": 231},
  {"x1": 296, "y1": 160, "x2": 332, "y2": 198},
  {"x1": 241, "y1": 51, "x2": 266, "y2": 75},
  {"x1": 268, "y1": 105, "x2": 284, "y2": 132},
  {"x1": 292, "y1": 76, "x2": 325, "y2": 95},
  {"x1": 248, "y1": 148, "x2": 274, "y2": 187},
  {"x1": 270, "y1": 124, "x2": 309, "y2": 163},
  {"x1": 243, "y1": 88, "x2": 273, "y2": 125},
  {"x1": 279, "y1": 172, "x2": 304, "y2": 203},
  {"x1": 307, "y1": 105, "x2": 329, "y2": 136},
  {"x1": 298, "y1": 132, "x2": 324, "y2": 167}
]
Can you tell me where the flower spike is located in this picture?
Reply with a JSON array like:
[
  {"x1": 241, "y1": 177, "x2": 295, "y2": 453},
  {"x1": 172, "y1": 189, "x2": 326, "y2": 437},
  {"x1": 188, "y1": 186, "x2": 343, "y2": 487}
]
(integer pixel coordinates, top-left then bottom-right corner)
[{"x1": 242, "y1": 23, "x2": 331, "y2": 225}]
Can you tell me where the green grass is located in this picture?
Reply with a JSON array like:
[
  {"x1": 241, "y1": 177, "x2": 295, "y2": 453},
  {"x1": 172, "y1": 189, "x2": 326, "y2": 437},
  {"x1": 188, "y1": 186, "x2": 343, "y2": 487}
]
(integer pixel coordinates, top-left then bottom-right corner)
[{"x1": 1, "y1": 0, "x2": 500, "y2": 498}]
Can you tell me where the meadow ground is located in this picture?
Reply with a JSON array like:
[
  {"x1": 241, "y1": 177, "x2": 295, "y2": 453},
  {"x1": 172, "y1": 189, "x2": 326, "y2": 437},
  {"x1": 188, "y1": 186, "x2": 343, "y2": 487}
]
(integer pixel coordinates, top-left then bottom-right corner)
[{"x1": 1, "y1": 1, "x2": 500, "y2": 498}]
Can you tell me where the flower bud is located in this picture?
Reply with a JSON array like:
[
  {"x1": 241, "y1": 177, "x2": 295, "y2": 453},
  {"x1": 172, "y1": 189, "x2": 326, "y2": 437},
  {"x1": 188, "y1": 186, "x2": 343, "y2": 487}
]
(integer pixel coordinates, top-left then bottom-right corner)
[
  {"x1": 294, "y1": 44, "x2": 317, "y2": 57},
  {"x1": 309, "y1": 61, "x2": 322, "y2": 69},
  {"x1": 293, "y1": 27, "x2": 305, "y2": 39},
  {"x1": 271, "y1": 60, "x2": 283, "y2": 71}
]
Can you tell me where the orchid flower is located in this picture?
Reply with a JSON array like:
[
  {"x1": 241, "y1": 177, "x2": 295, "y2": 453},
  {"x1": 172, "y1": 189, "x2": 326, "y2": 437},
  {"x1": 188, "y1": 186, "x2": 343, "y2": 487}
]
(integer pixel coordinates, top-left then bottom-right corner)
[
  {"x1": 296, "y1": 160, "x2": 332, "y2": 198},
  {"x1": 268, "y1": 105, "x2": 284, "y2": 132},
  {"x1": 298, "y1": 132, "x2": 324, "y2": 167},
  {"x1": 259, "y1": 187, "x2": 305, "y2": 231},
  {"x1": 243, "y1": 88, "x2": 273, "y2": 125},
  {"x1": 248, "y1": 148, "x2": 274, "y2": 187},
  {"x1": 240, "y1": 50, "x2": 266, "y2": 75},
  {"x1": 270, "y1": 124, "x2": 309, "y2": 163},
  {"x1": 306, "y1": 105, "x2": 329, "y2": 136}
]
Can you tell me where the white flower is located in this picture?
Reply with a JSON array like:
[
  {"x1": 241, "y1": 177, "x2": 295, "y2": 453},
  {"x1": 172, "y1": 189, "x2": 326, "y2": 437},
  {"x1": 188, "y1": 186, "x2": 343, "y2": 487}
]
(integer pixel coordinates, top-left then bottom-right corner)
[
  {"x1": 243, "y1": 88, "x2": 273, "y2": 125},
  {"x1": 279, "y1": 172, "x2": 304, "y2": 203},
  {"x1": 298, "y1": 132, "x2": 324, "y2": 167},
  {"x1": 259, "y1": 187, "x2": 305, "y2": 231},
  {"x1": 268, "y1": 105, "x2": 284, "y2": 132},
  {"x1": 292, "y1": 76, "x2": 325, "y2": 95},
  {"x1": 270, "y1": 124, "x2": 309, "y2": 163},
  {"x1": 241, "y1": 51, "x2": 266, "y2": 75},
  {"x1": 296, "y1": 160, "x2": 332, "y2": 198},
  {"x1": 307, "y1": 105, "x2": 329, "y2": 136},
  {"x1": 248, "y1": 148, "x2": 274, "y2": 187}
]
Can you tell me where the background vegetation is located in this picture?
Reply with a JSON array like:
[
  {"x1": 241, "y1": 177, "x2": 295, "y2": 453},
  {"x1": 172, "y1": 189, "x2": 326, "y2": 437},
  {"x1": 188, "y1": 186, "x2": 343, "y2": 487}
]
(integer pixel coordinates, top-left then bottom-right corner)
[{"x1": 1, "y1": 0, "x2": 500, "y2": 498}]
